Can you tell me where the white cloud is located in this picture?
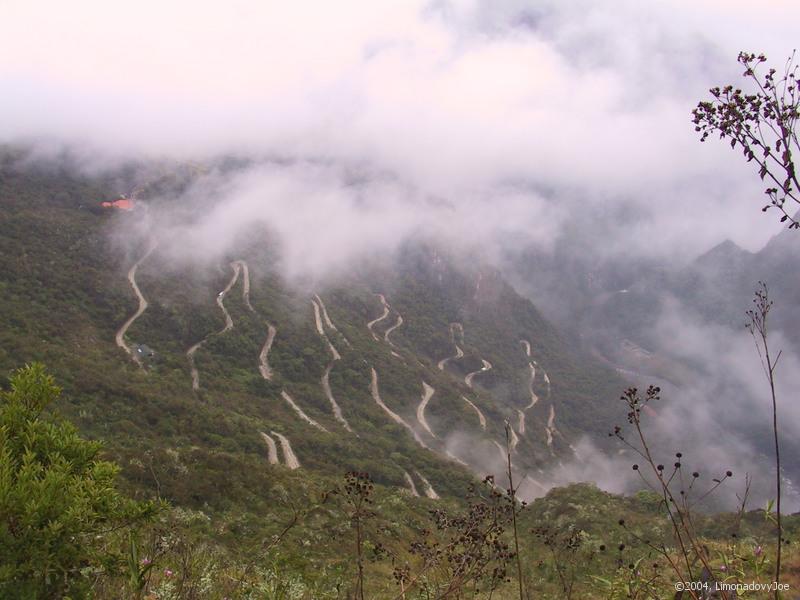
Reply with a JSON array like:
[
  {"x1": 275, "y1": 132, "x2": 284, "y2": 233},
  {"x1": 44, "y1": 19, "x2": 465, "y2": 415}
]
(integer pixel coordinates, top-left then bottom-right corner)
[{"x1": 1, "y1": 1, "x2": 797, "y2": 256}]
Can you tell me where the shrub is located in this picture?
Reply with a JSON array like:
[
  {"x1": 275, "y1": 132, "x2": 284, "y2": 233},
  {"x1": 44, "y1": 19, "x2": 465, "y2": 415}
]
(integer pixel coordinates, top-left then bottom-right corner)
[{"x1": 0, "y1": 363, "x2": 154, "y2": 599}]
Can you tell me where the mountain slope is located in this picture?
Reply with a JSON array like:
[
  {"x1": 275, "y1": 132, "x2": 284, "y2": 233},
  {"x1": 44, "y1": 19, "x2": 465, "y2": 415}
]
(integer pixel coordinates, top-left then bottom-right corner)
[{"x1": 0, "y1": 153, "x2": 626, "y2": 526}]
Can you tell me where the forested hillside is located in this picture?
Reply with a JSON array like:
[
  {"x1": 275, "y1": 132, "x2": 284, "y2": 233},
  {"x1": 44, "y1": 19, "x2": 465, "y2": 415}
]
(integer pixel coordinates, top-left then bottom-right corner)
[{"x1": 3, "y1": 154, "x2": 800, "y2": 597}]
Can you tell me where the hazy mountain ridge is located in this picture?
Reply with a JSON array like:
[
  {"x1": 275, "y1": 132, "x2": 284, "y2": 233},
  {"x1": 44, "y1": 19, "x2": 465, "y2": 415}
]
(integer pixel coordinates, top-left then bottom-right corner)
[{"x1": 505, "y1": 220, "x2": 800, "y2": 498}]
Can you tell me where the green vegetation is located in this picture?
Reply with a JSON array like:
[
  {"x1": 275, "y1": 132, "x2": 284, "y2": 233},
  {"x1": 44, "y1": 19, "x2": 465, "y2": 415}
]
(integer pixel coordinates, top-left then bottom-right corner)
[
  {"x1": 0, "y1": 364, "x2": 154, "y2": 598},
  {"x1": 2, "y1": 363, "x2": 799, "y2": 598},
  {"x1": 0, "y1": 150, "x2": 625, "y2": 505},
  {"x1": 2, "y1": 146, "x2": 798, "y2": 597}
]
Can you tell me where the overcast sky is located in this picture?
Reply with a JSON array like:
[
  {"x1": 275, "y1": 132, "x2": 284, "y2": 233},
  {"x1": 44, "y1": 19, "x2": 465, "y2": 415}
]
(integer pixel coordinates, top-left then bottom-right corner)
[{"x1": 2, "y1": 0, "x2": 799, "y2": 259}]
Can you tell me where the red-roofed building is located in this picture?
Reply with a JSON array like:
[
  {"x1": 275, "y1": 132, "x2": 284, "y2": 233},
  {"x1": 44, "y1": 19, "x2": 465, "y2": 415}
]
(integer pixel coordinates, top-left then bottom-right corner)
[{"x1": 100, "y1": 199, "x2": 134, "y2": 210}]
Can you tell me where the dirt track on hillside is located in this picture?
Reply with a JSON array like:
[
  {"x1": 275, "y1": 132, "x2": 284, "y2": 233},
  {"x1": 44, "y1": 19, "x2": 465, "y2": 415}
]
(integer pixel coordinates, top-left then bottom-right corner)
[
  {"x1": 272, "y1": 431, "x2": 300, "y2": 469},
  {"x1": 115, "y1": 239, "x2": 158, "y2": 366},
  {"x1": 369, "y1": 367, "x2": 429, "y2": 449},
  {"x1": 464, "y1": 359, "x2": 492, "y2": 388},
  {"x1": 366, "y1": 293, "x2": 390, "y2": 339},
  {"x1": 185, "y1": 262, "x2": 241, "y2": 391},
  {"x1": 416, "y1": 382, "x2": 437, "y2": 438}
]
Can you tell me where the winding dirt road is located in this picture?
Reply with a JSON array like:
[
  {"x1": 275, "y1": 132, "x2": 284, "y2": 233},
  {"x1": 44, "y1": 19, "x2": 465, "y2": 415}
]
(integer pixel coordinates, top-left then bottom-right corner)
[
  {"x1": 509, "y1": 423, "x2": 520, "y2": 452},
  {"x1": 280, "y1": 391, "x2": 329, "y2": 432},
  {"x1": 493, "y1": 440, "x2": 508, "y2": 464},
  {"x1": 533, "y1": 363, "x2": 560, "y2": 454},
  {"x1": 312, "y1": 298, "x2": 352, "y2": 431},
  {"x1": 215, "y1": 262, "x2": 241, "y2": 332},
  {"x1": 258, "y1": 325, "x2": 277, "y2": 381},
  {"x1": 516, "y1": 340, "x2": 540, "y2": 435},
  {"x1": 314, "y1": 294, "x2": 336, "y2": 331},
  {"x1": 366, "y1": 293, "x2": 403, "y2": 356},
  {"x1": 322, "y1": 365, "x2": 352, "y2": 432},
  {"x1": 233, "y1": 260, "x2": 254, "y2": 311},
  {"x1": 544, "y1": 396, "x2": 574, "y2": 455},
  {"x1": 312, "y1": 299, "x2": 341, "y2": 360},
  {"x1": 517, "y1": 364, "x2": 539, "y2": 435},
  {"x1": 493, "y1": 430, "x2": 519, "y2": 461},
  {"x1": 518, "y1": 339, "x2": 563, "y2": 451},
  {"x1": 415, "y1": 471, "x2": 440, "y2": 500},
  {"x1": 232, "y1": 259, "x2": 278, "y2": 381},
  {"x1": 186, "y1": 342, "x2": 204, "y2": 391},
  {"x1": 545, "y1": 405, "x2": 556, "y2": 449},
  {"x1": 416, "y1": 382, "x2": 437, "y2": 439},
  {"x1": 316, "y1": 293, "x2": 350, "y2": 346},
  {"x1": 366, "y1": 293, "x2": 390, "y2": 340},
  {"x1": 186, "y1": 261, "x2": 242, "y2": 390},
  {"x1": 369, "y1": 368, "x2": 429, "y2": 449},
  {"x1": 384, "y1": 314, "x2": 403, "y2": 346},
  {"x1": 260, "y1": 432, "x2": 279, "y2": 465},
  {"x1": 115, "y1": 239, "x2": 158, "y2": 366},
  {"x1": 437, "y1": 343, "x2": 464, "y2": 370},
  {"x1": 403, "y1": 471, "x2": 420, "y2": 497},
  {"x1": 445, "y1": 449, "x2": 469, "y2": 467},
  {"x1": 272, "y1": 431, "x2": 300, "y2": 469},
  {"x1": 461, "y1": 396, "x2": 487, "y2": 430},
  {"x1": 464, "y1": 359, "x2": 492, "y2": 388},
  {"x1": 437, "y1": 323, "x2": 464, "y2": 370}
]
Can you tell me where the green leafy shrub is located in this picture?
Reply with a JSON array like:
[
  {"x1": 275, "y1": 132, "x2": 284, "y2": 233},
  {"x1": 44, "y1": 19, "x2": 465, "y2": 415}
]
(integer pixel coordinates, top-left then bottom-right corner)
[{"x1": 0, "y1": 363, "x2": 154, "y2": 599}]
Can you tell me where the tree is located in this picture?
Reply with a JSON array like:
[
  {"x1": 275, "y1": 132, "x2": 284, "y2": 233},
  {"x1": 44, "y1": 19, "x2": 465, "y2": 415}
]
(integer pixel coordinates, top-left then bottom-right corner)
[
  {"x1": 0, "y1": 364, "x2": 154, "y2": 599},
  {"x1": 692, "y1": 52, "x2": 800, "y2": 228}
]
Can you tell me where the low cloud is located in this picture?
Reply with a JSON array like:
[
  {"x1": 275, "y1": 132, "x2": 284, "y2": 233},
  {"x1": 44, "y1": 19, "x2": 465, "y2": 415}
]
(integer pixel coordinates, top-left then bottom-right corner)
[
  {"x1": 128, "y1": 161, "x2": 561, "y2": 285},
  {"x1": 3, "y1": 0, "x2": 798, "y2": 261},
  {"x1": 535, "y1": 298, "x2": 800, "y2": 511}
]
